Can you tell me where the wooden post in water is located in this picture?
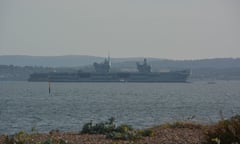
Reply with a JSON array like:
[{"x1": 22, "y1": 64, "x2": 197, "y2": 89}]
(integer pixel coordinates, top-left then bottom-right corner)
[{"x1": 48, "y1": 80, "x2": 51, "y2": 94}]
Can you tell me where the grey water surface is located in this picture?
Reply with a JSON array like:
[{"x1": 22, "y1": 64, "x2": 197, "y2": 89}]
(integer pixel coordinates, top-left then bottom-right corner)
[{"x1": 0, "y1": 81, "x2": 240, "y2": 134}]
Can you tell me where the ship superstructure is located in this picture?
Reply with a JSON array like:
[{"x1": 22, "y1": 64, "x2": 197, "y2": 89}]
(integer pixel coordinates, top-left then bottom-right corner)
[
  {"x1": 136, "y1": 58, "x2": 151, "y2": 73},
  {"x1": 93, "y1": 57, "x2": 111, "y2": 73}
]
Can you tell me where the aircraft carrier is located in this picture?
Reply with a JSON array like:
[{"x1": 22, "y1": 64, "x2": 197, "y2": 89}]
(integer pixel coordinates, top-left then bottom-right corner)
[{"x1": 28, "y1": 58, "x2": 190, "y2": 82}]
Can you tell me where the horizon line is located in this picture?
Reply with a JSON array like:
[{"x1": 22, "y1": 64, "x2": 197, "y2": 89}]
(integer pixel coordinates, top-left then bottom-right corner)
[{"x1": 0, "y1": 54, "x2": 239, "y2": 61}]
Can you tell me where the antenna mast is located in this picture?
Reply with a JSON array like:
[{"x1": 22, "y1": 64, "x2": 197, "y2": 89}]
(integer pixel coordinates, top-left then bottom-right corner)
[{"x1": 108, "y1": 51, "x2": 111, "y2": 67}]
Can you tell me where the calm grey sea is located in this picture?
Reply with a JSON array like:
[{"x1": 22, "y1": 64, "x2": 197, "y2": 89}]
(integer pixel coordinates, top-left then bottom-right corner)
[{"x1": 0, "y1": 81, "x2": 240, "y2": 134}]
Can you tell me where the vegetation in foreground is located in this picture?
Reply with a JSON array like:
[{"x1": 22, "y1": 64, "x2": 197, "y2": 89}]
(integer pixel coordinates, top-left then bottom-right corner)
[
  {"x1": 1, "y1": 115, "x2": 240, "y2": 144},
  {"x1": 81, "y1": 117, "x2": 153, "y2": 140},
  {"x1": 204, "y1": 115, "x2": 240, "y2": 144}
]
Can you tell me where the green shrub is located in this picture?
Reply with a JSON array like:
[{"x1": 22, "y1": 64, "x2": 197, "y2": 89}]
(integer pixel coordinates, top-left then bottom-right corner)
[
  {"x1": 81, "y1": 117, "x2": 154, "y2": 141},
  {"x1": 42, "y1": 138, "x2": 69, "y2": 144},
  {"x1": 81, "y1": 117, "x2": 116, "y2": 134},
  {"x1": 5, "y1": 131, "x2": 33, "y2": 144},
  {"x1": 5, "y1": 131, "x2": 69, "y2": 144},
  {"x1": 115, "y1": 124, "x2": 133, "y2": 133},
  {"x1": 106, "y1": 130, "x2": 141, "y2": 141},
  {"x1": 106, "y1": 124, "x2": 141, "y2": 140},
  {"x1": 205, "y1": 115, "x2": 240, "y2": 144},
  {"x1": 138, "y1": 129, "x2": 154, "y2": 137}
]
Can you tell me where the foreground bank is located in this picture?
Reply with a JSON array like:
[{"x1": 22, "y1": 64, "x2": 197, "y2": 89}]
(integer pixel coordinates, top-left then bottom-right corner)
[
  {"x1": 1, "y1": 115, "x2": 240, "y2": 144},
  {"x1": 0, "y1": 124, "x2": 205, "y2": 144}
]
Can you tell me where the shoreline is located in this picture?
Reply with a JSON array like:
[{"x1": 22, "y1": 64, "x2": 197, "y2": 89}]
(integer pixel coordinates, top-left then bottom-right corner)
[
  {"x1": 0, "y1": 121, "x2": 207, "y2": 144},
  {"x1": 1, "y1": 115, "x2": 239, "y2": 144}
]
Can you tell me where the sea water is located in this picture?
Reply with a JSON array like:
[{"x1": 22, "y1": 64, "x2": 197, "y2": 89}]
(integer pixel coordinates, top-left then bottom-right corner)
[{"x1": 0, "y1": 81, "x2": 240, "y2": 134}]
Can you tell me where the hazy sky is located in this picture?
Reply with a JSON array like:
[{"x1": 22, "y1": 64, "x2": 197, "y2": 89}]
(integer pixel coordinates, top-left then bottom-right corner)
[{"x1": 0, "y1": 0, "x2": 239, "y2": 59}]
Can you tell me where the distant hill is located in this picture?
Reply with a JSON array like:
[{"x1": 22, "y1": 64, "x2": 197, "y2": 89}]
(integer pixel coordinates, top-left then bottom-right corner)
[
  {"x1": 0, "y1": 55, "x2": 240, "y2": 69},
  {"x1": 1, "y1": 55, "x2": 240, "y2": 81},
  {"x1": 0, "y1": 55, "x2": 162, "y2": 67},
  {"x1": 0, "y1": 55, "x2": 104, "y2": 67}
]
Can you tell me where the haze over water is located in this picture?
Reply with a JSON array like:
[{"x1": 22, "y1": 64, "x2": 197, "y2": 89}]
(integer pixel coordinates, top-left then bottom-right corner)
[
  {"x1": 1, "y1": 0, "x2": 240, "y2": 59},
  {"x1": 1, "y1": 81, "x2": 240, "y2": 134}
]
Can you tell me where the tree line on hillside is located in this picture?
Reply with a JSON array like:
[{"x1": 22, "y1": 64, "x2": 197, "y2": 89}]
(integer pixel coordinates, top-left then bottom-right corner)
[{"x1": 0, "y1": 65, "x2": 77, "y2": 81}]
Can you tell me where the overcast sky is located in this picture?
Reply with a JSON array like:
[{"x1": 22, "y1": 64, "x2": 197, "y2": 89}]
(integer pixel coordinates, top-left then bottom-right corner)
[{"x1": 0, "y1": 0, "x2": 239, "y2": 59}]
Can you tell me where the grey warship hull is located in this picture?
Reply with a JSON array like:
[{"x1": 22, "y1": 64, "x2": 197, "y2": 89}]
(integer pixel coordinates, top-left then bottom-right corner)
[
  {"x1": 28, "y1": 70, "x2": 190, "y2": 82},
  {"x1": 28, "y1": 58, "x2": 190, "y2": 82}
]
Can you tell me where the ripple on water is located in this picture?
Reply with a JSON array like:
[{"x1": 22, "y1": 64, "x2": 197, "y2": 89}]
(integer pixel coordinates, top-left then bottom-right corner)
[{"x1": 0, "y1": 81, "x2": 240, "y2": 134}]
